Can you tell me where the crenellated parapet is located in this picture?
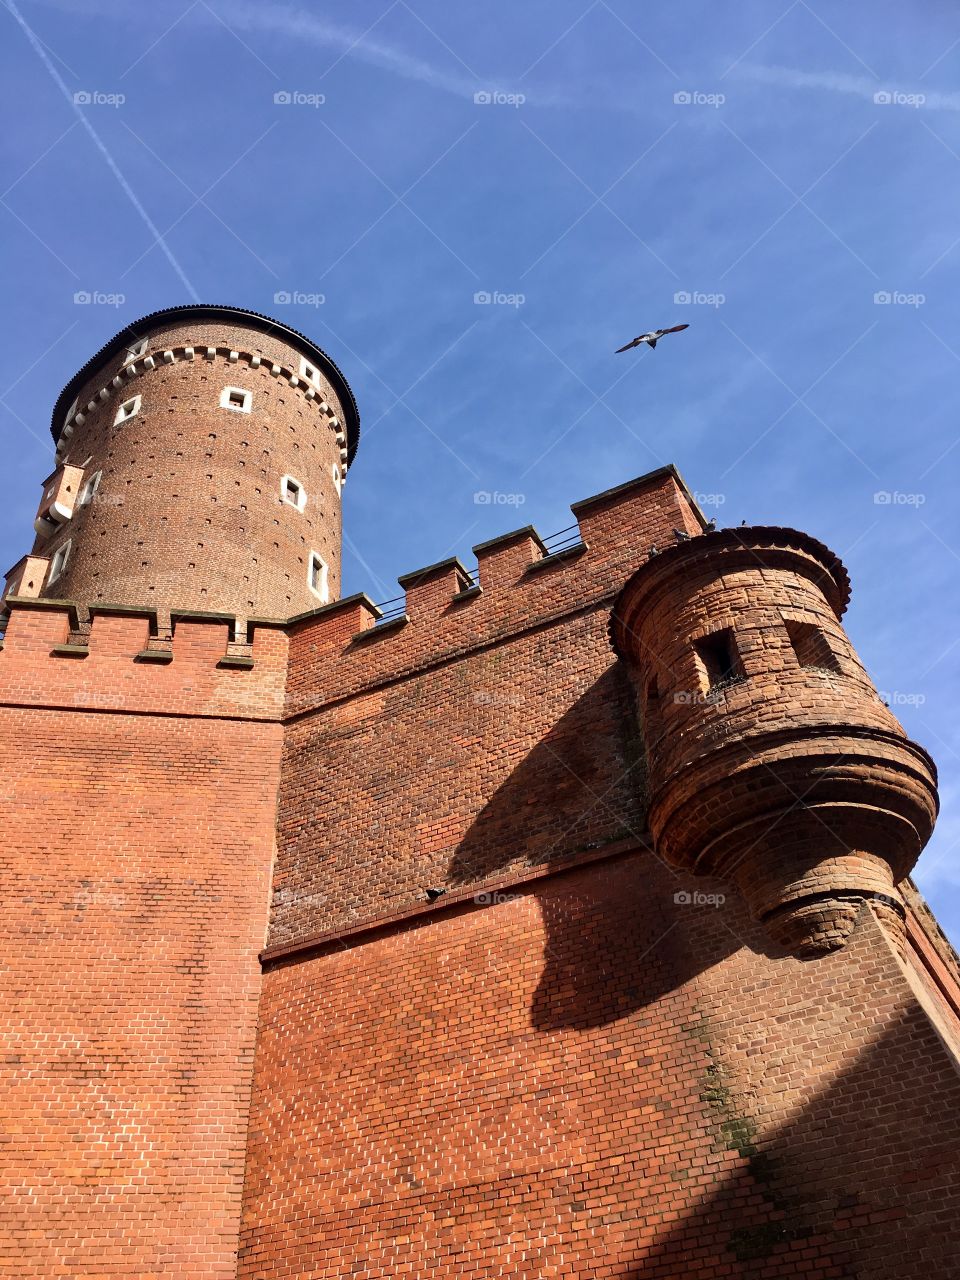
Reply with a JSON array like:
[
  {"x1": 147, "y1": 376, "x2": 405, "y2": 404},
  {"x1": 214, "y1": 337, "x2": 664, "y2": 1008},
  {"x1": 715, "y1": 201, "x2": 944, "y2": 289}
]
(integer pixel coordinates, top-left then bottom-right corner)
[
  {"x1": 0, "y1": 596, "x2": 288, "y2": 720},
  {"x1": 281, "y1": 466, "x2": 704, "y2": 717},
  {"x1": 610, "y1": 526, "x2": 939, "y2": 956}
]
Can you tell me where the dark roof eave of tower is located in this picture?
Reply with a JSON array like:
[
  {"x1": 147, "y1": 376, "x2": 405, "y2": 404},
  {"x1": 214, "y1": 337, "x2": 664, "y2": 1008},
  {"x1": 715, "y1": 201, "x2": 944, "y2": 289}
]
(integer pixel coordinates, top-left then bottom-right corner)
[{"x1": 49, "y1": 304, "x2": 360, "y2": 464}]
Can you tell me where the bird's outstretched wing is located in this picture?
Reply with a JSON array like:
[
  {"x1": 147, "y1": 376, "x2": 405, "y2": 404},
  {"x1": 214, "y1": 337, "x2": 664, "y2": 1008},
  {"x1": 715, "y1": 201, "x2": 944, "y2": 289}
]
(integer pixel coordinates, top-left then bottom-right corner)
[{"x1": 616, "y1": 322, "x2": 689, "y2": 352}]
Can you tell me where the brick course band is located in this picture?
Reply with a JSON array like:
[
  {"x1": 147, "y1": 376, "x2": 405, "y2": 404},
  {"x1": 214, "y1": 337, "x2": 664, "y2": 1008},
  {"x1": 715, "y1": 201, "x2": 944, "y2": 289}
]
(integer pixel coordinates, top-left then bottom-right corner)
[
  {"x1": 49, "y1": 303, "x2": 360, "y2": 460},
  {"x1": 58, "y1": 344, "x2": 349, "y2": 479}
]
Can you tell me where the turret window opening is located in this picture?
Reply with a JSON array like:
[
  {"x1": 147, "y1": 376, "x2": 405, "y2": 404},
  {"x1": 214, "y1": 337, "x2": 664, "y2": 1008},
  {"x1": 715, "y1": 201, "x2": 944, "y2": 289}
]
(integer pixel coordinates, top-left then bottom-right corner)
[
  {"x1": 115, "y1": 395, "x2": 141, "y2": 425},
  {"x1": 124, "y1": 337, "x2": 148, "y2": 364},
  {"x1": 221, "y1": 386, "x2": 252, "y2": 413},
  {"x1": 48, "y1": 539, "x2": 72, "y2": 585},
  {"x1": 694, "y1": 628, "x2": 744, "y2": 693},
  {"x1": 78, "y1": 471, "x2": 103, "y2": 506},
  {"x1": 785, "y1": 619, "x2": 842, "y2": 674},
  {"x1": 308, "y1": 552, "x2": 329, "y2": 604},
  {"x1": 299, "y1": 357, "x2": 321, "y2": 385},
  {"x1": 281, "y1": 475, "x2": 307, "y2": 511}
]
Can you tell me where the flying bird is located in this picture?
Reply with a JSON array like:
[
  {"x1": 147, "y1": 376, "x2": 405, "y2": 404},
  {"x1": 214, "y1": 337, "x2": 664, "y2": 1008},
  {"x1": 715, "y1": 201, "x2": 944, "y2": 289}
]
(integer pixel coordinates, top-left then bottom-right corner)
[{"x1": 616, "y1": 323, "x2": 689, "y2": 353}]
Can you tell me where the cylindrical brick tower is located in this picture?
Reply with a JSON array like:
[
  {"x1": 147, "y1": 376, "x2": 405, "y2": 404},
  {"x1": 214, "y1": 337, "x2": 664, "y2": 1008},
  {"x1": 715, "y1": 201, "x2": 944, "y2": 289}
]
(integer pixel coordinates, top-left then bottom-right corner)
[
  {"x1": 610, "y1": 527, "x2": 939, "y2": 956},
  {"x1": 18, "y1": 305, "x2": 359, "y2": 622}
]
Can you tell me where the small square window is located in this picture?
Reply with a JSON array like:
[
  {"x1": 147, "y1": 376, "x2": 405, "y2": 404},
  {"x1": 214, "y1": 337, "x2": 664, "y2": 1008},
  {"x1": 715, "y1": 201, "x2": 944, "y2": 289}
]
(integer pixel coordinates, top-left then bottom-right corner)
[
  {"x1": 308, "y1": 552, "x2": 329, "y2": 604},
  {"x1": 115, "y1": 395, "x2": 141, "y2": 425},
  {"x1": 124, "y1": 337, "x2": 148, "y2": 364},
  {"x1": 48, "y1": 539, "x2": 72, "y2": 585},
  {"x1": 78, "y1": 471, "x2": 103, "y2": 506},
  {"x1": 220, "y1": 386, "x2": 252, "y2": 413},
  {"x1": 281, "y1": 474, "x2": 306, "y2": 511},
  {"x1": 299, "y1": 357, "x2": 320, "y2": 385}
]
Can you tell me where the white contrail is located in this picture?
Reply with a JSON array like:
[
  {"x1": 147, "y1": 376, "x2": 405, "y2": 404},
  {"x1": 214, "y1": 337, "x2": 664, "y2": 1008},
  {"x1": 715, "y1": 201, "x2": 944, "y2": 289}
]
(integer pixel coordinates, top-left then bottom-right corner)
[
  {"x1": 5, "y1": 0, "x2": 200, "y2": 298},
  {"x1": 739, "y1": 63, "x2": 960, "y2": 112},
  {"x1": 221, "y1": 0, "x2": 565, "y2": 104}
]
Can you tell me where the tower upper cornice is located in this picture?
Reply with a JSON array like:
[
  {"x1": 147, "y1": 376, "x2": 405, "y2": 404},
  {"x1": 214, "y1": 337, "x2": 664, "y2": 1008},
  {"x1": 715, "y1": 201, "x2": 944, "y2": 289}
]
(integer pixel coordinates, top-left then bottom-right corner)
[{"x1": 49, "y1": 303, "x2": 360, "y2": 464}]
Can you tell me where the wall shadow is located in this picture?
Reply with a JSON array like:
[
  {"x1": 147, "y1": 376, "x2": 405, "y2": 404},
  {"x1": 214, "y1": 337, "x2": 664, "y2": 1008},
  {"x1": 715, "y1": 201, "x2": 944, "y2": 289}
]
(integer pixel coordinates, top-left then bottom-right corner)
[
  {"x1": 445, "y1": 669, "x2": 764, "y2": 1030},
  {"x1": 616, "y1": 1001, "x2": 960, "y2": 1278}
]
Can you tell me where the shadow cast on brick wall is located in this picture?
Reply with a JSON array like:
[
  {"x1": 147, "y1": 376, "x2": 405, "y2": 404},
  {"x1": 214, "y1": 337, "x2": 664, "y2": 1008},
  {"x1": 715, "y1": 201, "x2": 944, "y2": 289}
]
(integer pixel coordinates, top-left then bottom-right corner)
[
  {"x1": 616, "y1": 1002, "x2": 960, "y2": 1278},
  {"x1": 445, "y1": 668, "x2": 758, "y2": 1031}
]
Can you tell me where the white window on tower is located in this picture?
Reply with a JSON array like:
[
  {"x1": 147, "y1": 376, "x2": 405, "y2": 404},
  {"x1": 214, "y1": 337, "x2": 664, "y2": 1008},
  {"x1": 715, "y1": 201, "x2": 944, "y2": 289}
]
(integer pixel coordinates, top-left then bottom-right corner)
[
  {"x1": 332, "y1": 464, "x2": 342, "y2": 495},
  {"x1": 299, "y1": 356, "x2": 321, "y2": 385},
  {"x1": 48, "y1": 539, "x2": 72, "y2": 585},
  {"x1": 281, "y1": 474, "x2": 307, "y2": 511},
  {"x1": 124, "y1": 337, "x2": 148, "y2": 364},
  {"x1": 308, "y1": 552, "x2": 329, "y2": 604},
  {"x1": 115, "y1": 395, "x2": 141, "y2": 425},
  {"x1": 78, "y1": 470, "x2": 103, "y2": 507},
  {"x1": 220, "y1": 386, "x2": 252, "y2": 413}
]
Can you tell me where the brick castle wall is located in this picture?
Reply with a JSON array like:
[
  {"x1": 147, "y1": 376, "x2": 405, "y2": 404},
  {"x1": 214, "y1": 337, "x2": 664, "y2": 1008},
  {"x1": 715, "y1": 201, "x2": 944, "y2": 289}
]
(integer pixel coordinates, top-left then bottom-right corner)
[
  {"x1": 2, "y1": 416, "x2": 958, "y2": 1280},
  {"x1": 0, "y1": 606, "x2": 285, "y2": 1278},
  {"x1": 242, "y1": 859, "x2": 960, "y2": 1278}
]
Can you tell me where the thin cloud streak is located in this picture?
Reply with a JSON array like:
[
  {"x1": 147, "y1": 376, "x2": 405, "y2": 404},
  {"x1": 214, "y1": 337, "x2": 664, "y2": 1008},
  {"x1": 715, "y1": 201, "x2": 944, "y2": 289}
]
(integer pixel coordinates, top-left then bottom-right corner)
[
  {"x1": 738, "y1": 63, "x2": 960, "y2": 112},
  {"x1": 4, "y1": 0, "x2": 200, "y2": 299},
  {"x1": 216, "y1": 1, "x2": 567, "y2": 105}
]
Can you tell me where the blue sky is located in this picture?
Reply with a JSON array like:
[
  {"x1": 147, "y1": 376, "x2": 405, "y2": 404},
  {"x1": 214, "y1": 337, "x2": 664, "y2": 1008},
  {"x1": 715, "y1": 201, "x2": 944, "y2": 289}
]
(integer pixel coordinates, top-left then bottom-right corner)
[{"x1": 2, "y1": 1, "x2": 959, "y2": 944}]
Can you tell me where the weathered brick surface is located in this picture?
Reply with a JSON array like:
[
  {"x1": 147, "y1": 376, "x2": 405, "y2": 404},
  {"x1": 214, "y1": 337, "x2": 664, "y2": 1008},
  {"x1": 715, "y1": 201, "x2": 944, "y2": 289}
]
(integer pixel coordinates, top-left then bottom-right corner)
[
  {"x1": 24, "y1": 317, "x2": 349, "y2": 621},
  {"x1": 0, "y1": 609, "x2": 283, "y2": 1278},
  {"x1": 273, "y1": 608, "x2": 642, "y2": 945},
  {"x1": 241, "y1": 856, "x2": 960, "y2": 1278},
  {"x1": 271, "y1": 468, "x2": 700, "y2": 947},
  {"x1": 4, "y1": 319, "x2": 959, "y2": 1280},
  {"x1": 0, "y1": 601, "x2": 289, "y2": 719},
  {"x1": 610, "y1": 529, "x2": 939, "y2": 955}
]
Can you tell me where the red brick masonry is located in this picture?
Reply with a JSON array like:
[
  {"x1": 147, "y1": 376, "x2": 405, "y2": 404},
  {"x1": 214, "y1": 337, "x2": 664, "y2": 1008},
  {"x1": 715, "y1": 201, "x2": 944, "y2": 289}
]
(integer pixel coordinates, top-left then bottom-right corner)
[{"x1": 1, "y1": 463, "x2": 958, "y2": 1279}]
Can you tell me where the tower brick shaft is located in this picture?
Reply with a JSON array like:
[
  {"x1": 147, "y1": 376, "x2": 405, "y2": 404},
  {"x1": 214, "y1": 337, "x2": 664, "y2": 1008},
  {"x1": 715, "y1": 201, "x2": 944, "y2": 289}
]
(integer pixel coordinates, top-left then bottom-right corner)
[
  {"x1": 610, "y1": 526, "x2": 939, "y2": 955},
  {"x1": 19, "y1": 306, "x2": 359, "y2": 622}
]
